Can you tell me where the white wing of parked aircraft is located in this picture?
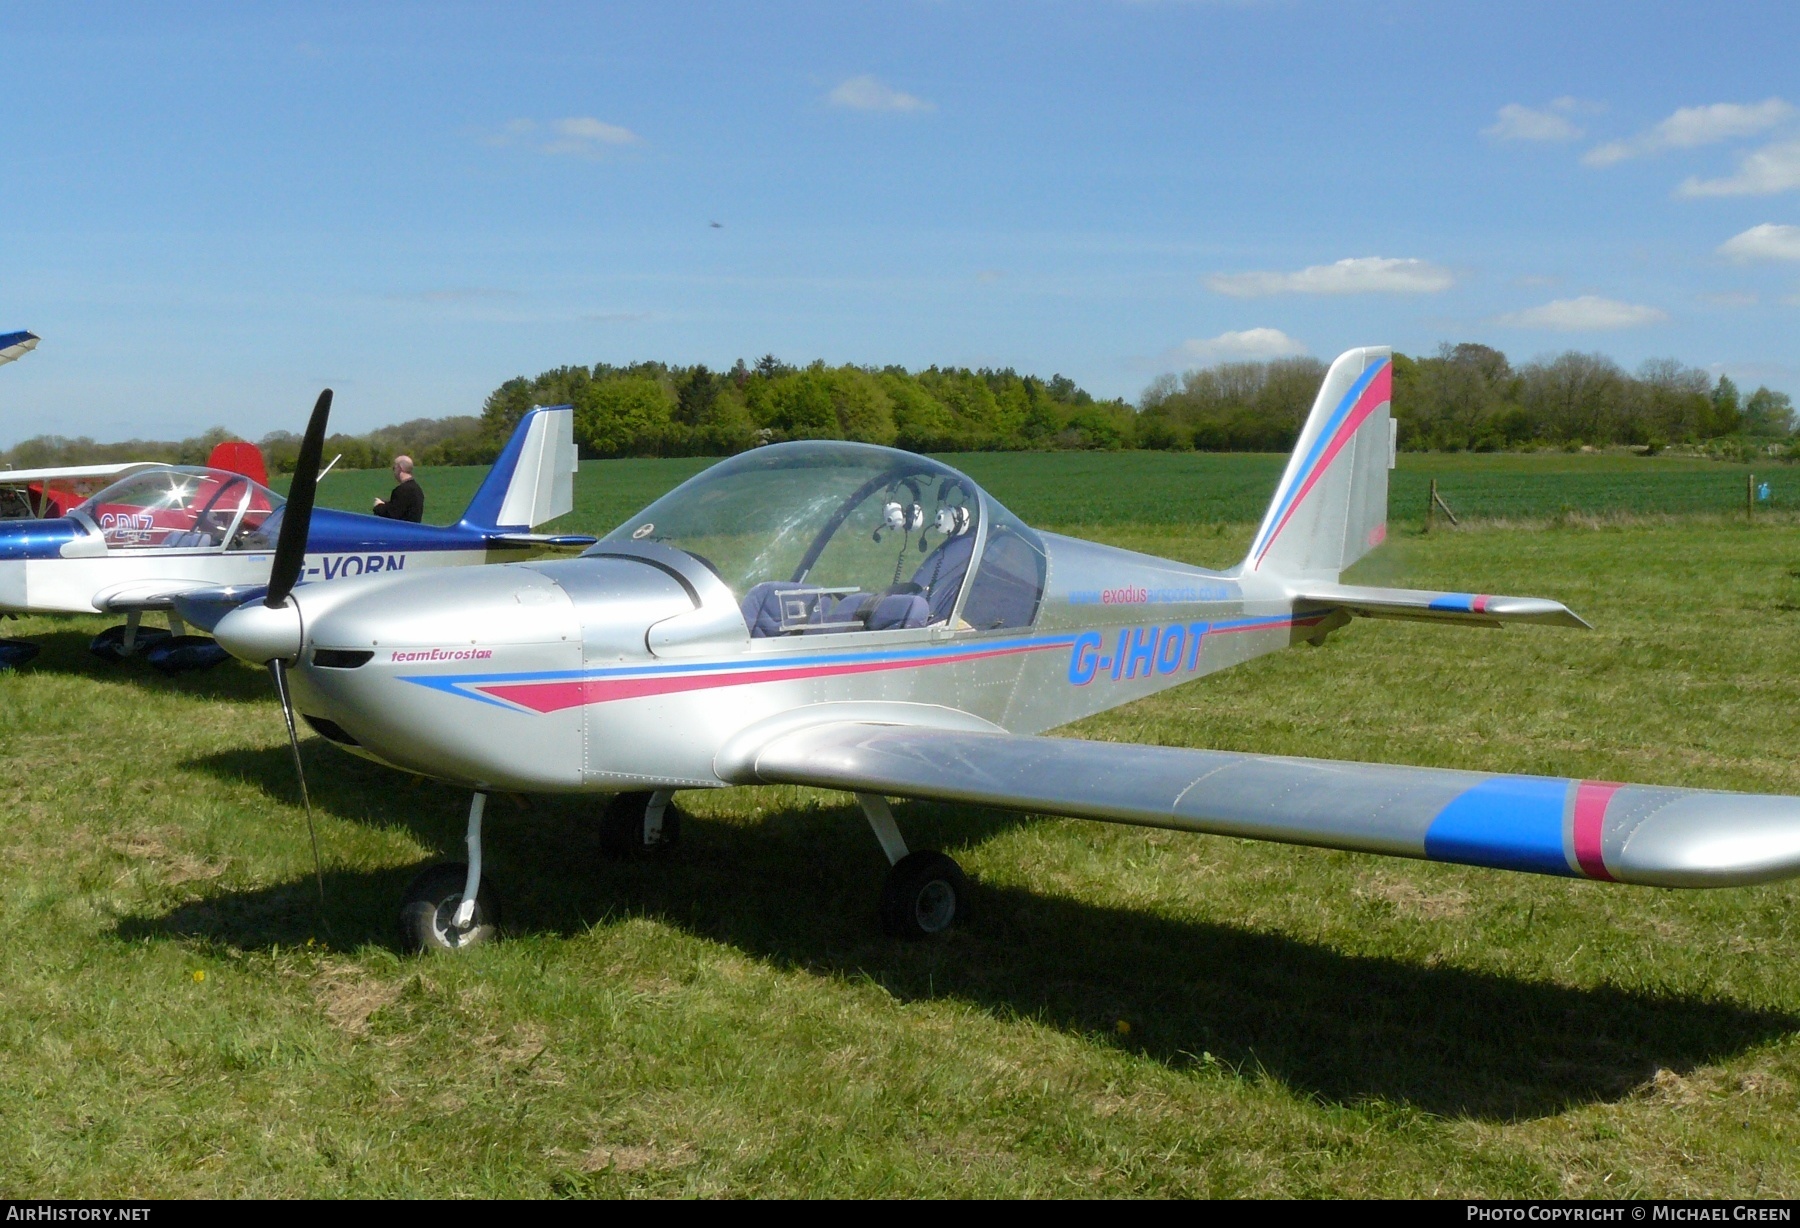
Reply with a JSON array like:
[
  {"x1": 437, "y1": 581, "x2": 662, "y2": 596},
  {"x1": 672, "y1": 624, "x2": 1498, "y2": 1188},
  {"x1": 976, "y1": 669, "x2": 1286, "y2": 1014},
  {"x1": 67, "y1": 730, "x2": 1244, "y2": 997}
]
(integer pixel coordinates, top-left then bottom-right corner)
[{"x1": 0, "y1": 331, "x2": 38, "y2": 367}]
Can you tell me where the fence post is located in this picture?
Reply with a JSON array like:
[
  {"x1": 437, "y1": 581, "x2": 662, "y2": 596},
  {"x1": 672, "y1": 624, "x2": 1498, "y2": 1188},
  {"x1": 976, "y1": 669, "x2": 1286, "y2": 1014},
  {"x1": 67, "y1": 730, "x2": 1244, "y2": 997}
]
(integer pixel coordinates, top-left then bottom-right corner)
[
  {"x1": 1749, "y1": 472, "x2": 1756, "y2": 522},
  {"x1": 1426, "y1": 478, "x2": 1436, "y2": 531}
]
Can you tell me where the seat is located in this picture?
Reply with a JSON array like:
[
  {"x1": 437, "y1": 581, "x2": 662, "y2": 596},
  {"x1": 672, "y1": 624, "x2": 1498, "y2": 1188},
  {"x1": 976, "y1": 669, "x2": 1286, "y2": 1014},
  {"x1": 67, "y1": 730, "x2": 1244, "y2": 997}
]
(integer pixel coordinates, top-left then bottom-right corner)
[
  {"x1": 815, "y1": 591, "x2": 930, "y2": 632},
  {"x1": 160, "y1": 530, "x2": 212, "y2": 548},
  {"x1": 740, "y1": 581, "x2": 820, "y2": 638},
  {"x1": 911, "y1": 531, "x2": 976, "y2": 623}
]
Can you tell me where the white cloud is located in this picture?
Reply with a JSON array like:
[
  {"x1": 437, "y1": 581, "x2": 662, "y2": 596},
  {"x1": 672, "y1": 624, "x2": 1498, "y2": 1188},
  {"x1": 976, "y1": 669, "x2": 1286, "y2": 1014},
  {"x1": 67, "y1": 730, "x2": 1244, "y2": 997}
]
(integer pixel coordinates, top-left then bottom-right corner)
[
  {"x1": 479, "y1": 118, "x2": 538, "y2": 148},
  {"x1": 1169, "y1": 329, "x2": 1308, "y2": 364},
  {"x1": 541, "y1": 117, "x2": 642, "y2": 156},
  {"x1": 1585, "y1": 98, "x2": 1794, "y2": 166},
  {"x1": 1679, "y1": 139, "x2": 1800, "y2": 198},
  {"x1": 1718, "y1": 223, "x2": 1800, "y2": 263},
  {"x1": 827, "y1": 75, "x2": 935, "y2": 113},
  {"x1": 481, "y1": 117, "x2": 642, "y2": 157},
  {"x1": 1206, "y1": 256, "x2": 1454, "y2": 298},
  {"x1": 1484, "y1": 100, "x2": 1584, "y2": 143},
  {"x1": 1494, "y1": 295, "x2": 1668, "y2": 331}
]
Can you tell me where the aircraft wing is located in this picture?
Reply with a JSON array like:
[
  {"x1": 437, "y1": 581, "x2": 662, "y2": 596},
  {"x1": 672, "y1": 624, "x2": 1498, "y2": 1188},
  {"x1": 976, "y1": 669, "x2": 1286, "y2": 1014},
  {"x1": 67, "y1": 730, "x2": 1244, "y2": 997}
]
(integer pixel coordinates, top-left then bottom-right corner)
[
  {"x1": 1291, "y1": 582, "x2": 1589, "y2": 628},
  {"x1": 0, "y1": 331, "x2": 38, "y2": 366},
  {"x1": 729, "y1": 721, "x2": 1800, "y2": 888},
  {"x1": 92, "y1": 579, "x2": 227, "y2": 613},
  {"x1": 0, "y1": 461, "x2": 167, "y2": 487}
]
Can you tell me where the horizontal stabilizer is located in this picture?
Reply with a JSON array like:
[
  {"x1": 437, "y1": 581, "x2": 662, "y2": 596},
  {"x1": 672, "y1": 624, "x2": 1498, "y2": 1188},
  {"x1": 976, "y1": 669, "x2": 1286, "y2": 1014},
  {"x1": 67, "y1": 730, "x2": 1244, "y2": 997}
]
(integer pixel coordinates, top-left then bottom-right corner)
[
  {"x1": 733, "y1": 722, "x2": 1800, "y2": 888},
  {"x1": 1293, "y1": 582, "x2": 1590, "y2": 628},
  {"x1": 486, "y1": 532, "x2": 598, "y2": 549}
]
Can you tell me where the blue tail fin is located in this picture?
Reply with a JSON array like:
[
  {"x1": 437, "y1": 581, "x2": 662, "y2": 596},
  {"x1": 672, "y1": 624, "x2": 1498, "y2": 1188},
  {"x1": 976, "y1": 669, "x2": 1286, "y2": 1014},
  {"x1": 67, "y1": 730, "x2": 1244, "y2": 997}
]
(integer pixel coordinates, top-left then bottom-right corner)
[{"x1": 457, "y1": 405, "x2": 579, "y2": 532}]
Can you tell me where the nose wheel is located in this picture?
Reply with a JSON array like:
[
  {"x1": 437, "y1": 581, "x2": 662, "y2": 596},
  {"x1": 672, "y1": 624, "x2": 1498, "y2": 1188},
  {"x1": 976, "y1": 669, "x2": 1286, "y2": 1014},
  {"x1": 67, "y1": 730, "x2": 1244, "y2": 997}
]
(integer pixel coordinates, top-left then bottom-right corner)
[
  {"x1": 399, "y1": 791, "x2": 501, "y2": 953},
  {"x1": 398, "y1": 862, "x2": 501, "y2": 952}
]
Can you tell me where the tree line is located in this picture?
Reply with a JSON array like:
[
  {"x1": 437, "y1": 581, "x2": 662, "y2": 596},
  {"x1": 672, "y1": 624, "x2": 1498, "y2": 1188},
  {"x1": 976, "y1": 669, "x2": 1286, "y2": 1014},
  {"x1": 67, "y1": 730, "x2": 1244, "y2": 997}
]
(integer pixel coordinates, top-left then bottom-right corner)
[
  {"x1": 3, "y1": 345, "x2": 1792, "y2": 474},
  {"x1": 1141, "y1": 344, "x2": 1794, "y2": 455},
  {"x1": 476, "y1": 356, "x2": 1133, "y2": 460}
]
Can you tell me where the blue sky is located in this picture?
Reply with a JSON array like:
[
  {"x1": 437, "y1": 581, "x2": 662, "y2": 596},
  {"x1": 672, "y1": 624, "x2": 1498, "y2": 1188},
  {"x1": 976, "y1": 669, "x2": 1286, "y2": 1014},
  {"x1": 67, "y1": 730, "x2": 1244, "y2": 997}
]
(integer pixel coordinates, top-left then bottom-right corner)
[{"x1": 2, "y1": 1, "x2": 1797, "y2": 443}]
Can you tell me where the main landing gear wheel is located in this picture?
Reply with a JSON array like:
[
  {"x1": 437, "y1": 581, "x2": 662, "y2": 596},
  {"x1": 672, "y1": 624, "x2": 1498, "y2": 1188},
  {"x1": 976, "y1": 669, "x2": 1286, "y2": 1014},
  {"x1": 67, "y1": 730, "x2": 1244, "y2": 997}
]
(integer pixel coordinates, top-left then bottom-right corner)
[
  {"x1": 879, "y1": 850, "x2": 968, "y2": 940},
  {"x1": 144, "y1": 635, "x2": 231, "y2": 674},
  {"x1": 599, "y1": 790, "x2": 683, "y2": 858},
  {"x1": 88, "y1": 623, "x2": 172, "y2": 663},
  {"x1": 398, "y1": 862, "x2": 501, "y2": 953},
  {"x1": 0, "y1": 638, "x2": 39, "y2": 669}
]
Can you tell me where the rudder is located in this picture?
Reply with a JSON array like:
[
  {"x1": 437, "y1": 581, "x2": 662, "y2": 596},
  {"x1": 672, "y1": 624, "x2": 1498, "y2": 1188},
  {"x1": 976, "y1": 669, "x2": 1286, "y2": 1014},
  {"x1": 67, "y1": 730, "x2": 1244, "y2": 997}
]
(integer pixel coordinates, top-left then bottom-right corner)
[{"x1": 1244, "y1": 347, "x2": 1393, "y2": 580}]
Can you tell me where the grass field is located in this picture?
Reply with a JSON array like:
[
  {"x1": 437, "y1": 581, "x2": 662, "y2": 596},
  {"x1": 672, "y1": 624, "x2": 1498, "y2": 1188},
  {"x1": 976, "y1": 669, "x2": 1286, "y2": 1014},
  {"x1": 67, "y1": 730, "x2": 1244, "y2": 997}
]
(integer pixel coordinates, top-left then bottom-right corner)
[{"x1": 7, "y1": 453, "x2": 1800, "y2": 1195}]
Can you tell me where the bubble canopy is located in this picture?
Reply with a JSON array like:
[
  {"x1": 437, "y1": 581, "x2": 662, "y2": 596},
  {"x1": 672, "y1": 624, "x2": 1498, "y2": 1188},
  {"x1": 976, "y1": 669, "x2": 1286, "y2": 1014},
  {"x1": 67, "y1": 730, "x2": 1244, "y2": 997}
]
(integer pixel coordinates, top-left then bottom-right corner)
[
  {"x1": 602, "y1": 442, "x2": 1047, "y2": 632},
  {"x1": 73, "y1": 466, "x2": 283, "y2": 551}
]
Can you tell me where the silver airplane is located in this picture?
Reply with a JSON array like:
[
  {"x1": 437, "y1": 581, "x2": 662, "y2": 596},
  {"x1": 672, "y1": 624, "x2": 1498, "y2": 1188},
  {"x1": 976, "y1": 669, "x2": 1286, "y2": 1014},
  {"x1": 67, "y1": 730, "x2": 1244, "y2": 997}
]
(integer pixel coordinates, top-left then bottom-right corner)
[{"x1": 210, "y1": 347, "x2": 1800, "y2": 952}]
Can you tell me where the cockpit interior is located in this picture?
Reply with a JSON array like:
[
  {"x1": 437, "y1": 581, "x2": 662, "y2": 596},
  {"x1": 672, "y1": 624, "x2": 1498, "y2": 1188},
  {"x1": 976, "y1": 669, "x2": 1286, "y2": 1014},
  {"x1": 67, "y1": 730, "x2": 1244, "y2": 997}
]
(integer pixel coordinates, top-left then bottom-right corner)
[{"x1": 602, "y1": 442, "x2": 1047, "y2": 637}]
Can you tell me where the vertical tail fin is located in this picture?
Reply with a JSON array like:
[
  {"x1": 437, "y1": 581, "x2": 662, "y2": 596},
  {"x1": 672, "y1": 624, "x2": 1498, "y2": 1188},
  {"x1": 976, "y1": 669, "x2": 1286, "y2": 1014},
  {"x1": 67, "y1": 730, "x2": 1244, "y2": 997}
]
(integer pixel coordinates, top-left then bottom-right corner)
[
  {"x1": 457, "y1": 405, "x2": 580, "y2": 532},
  {"x1": 1244, "y1": 347, "x2": 1394, "y2": 580}
]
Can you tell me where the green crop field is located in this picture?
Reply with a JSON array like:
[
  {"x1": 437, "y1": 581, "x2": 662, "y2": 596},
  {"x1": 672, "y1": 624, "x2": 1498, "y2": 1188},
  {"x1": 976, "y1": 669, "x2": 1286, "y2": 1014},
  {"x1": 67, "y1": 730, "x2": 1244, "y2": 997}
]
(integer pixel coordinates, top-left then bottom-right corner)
[
  {"x1": 7, "y1": 452, "x2": 1800, "y2": 1196},
  {"x1": 303, "y1": 448, "x2": 1789, "y2": 533}
]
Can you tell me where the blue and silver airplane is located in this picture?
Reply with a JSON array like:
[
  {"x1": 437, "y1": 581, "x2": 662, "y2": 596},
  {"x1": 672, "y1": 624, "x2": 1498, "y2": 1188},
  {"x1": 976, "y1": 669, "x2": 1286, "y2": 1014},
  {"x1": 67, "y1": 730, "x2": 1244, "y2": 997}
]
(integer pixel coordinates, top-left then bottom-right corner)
[{"x1": 0, "y1": 392, "x2": 590, "y2": 671}]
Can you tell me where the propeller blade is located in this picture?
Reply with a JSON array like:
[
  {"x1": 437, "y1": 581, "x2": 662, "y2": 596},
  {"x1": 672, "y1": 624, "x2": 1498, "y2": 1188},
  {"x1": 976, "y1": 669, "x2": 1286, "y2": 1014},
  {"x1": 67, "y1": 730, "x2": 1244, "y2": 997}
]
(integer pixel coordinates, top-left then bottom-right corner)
[
  {"x1": 269, "y1": 657, "x2": 327, "y2": 915},
  {"x1": 268, "y1": 389, "x2": 333, "y2": 608}
]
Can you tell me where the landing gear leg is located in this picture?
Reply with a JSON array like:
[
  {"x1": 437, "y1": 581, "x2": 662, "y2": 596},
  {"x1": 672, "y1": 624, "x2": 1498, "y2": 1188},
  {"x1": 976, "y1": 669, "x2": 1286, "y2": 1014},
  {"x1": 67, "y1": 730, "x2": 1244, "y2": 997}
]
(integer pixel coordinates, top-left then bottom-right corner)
[
  {"x1": 397, "y1": 791, "x2": 501, "y2": 952},
  {"x1": 600, "y1": 789, "x2": 683, "y2": 857},
  {"x1": 89, "y1": 611, "x2": 172, "y2": 662},
  {"x1": 453, "y1": 792, "x2": 486, "y2": 930},
  {"x1": 858, "y1": 793, "x2": 909, "y2": 865},
  {"x1": 860, "y1": 794, "x2": 968, "y2": 940}
]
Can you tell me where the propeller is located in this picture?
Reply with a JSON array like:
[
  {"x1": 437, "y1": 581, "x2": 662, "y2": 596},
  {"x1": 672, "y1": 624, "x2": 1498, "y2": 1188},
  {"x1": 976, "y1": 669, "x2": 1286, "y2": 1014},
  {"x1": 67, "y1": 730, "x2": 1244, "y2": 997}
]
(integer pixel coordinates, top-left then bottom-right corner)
[
  {"x1": 269, "y1": 389, "x2": 332, "y2": 609},
  {"x1": 215, "y1": 389, "x2": 333, "y2": 914}
]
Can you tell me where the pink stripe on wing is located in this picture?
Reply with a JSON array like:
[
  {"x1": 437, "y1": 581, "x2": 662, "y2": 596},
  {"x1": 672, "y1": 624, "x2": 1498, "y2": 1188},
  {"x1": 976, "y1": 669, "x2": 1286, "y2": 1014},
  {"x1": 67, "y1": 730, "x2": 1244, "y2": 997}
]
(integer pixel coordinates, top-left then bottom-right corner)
[{"x1": 1572, "y1": 780, "x2": 1621, "y2": 880}]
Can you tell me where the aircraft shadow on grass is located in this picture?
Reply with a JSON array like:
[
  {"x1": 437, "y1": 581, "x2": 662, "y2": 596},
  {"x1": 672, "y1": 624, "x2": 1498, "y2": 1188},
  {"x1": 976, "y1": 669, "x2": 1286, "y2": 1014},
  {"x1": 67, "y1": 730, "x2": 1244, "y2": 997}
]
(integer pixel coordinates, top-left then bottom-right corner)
[
  {"x1": 9, "y1": 628, "x2": 271, "y2": 702},
  {"x1": 126, "y1": 742, "x2": 1800, "y2": 1123}
]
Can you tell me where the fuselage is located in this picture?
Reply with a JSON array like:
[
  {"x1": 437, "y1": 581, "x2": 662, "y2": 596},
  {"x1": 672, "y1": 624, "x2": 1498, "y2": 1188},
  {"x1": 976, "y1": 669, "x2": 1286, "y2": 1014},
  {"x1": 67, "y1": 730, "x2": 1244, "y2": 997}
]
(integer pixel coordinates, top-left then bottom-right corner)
[
  {"x1": 276, "y1": 504, "x2": 1326, "y2": 793},
  {"x1": 0, "y1": 505, "x2": 519, "y2": 616}
]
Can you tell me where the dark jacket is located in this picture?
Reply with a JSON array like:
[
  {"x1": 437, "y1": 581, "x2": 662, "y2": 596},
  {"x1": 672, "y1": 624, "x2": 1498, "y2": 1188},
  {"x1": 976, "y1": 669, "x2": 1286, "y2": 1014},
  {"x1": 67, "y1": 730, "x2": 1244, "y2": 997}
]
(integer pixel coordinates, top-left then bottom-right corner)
[{"x1": 375, "y1": 477, "x2": 424, "y2": 523}]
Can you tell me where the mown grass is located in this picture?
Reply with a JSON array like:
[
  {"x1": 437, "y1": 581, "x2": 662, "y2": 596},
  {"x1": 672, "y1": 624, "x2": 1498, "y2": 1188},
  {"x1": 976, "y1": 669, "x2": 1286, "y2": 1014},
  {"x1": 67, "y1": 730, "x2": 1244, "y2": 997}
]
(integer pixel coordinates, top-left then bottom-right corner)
[{"x1": 6, "y1": 455, "x2": 1800, "y2": 1195}]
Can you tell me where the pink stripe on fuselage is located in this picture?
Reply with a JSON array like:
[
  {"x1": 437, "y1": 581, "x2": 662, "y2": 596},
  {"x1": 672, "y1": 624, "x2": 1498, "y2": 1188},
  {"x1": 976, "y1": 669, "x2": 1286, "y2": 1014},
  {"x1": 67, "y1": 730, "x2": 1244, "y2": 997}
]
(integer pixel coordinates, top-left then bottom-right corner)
[
  {"x1": 1572, "y1": 780, "x2": 1620, "y2": 880},
  {"x1": 1254, "y1": 363, "x2": 1392, "y2": 568},
  {"x1": 476, "y1": 640, "x2": 1062, "y2": 714}
]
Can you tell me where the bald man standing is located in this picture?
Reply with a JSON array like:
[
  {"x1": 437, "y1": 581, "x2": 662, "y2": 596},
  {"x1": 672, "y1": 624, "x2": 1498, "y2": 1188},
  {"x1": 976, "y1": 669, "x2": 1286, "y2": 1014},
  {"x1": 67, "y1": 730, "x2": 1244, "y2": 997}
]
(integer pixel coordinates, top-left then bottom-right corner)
[{"x1": 372, "y1": 455, "x2": 424, "y2": 523}]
